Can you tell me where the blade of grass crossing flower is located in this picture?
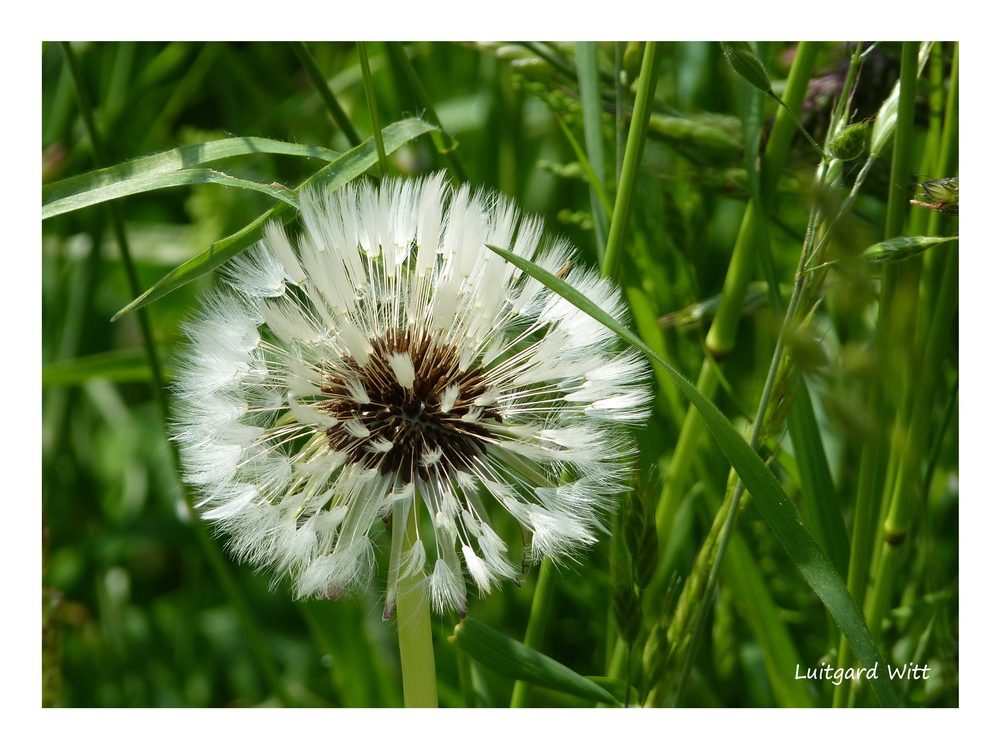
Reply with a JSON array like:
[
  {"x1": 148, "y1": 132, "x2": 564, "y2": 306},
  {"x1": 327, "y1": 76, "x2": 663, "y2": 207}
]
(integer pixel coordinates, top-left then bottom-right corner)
[
  {"x1": 43, "y1": 137, "x2": 339, "y2": 216},
  {"x1": 44, "y1": 168, "x2": 299, "y2": 219},
  {"x1": 452, "y1": 618, "x2": 620, "y2": 706},
  {"x1": 61, "y1": 40, "x2": 297, "y2": 707},
  {"x1": 486, "y1": 243, "x2": 900, "y2": 707},
  {"x1": 111, "y1": 118, "x2": 436, "y2": 321}
]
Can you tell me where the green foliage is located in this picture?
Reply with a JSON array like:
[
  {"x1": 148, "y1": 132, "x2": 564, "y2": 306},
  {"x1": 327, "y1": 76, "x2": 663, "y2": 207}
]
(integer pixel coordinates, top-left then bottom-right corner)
[{"x1": 42, "y1": 41, "x2": 958, "y2": 708}]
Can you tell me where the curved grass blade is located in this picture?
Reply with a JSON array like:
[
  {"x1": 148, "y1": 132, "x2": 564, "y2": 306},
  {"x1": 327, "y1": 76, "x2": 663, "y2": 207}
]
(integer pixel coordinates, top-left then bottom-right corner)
[
  {"x1": 42, "y1": 136, "x2": 339, "y2": 215},
  {"x1": 43, "y1": 168, "x2": 299, "y2": 219},
  {"x1": 486, "y1": 243, "x2": 899, "y2": 708},
  {"x1": 111, "y1": 118, "x2": 436, "y2": 321},
  {"x1": 451, "y1": 617, "x2": 620, "y2": 706}
]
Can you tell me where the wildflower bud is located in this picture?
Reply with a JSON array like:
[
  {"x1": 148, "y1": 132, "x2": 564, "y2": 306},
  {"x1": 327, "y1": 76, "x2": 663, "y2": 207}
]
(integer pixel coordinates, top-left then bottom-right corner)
[
  {"x1": 719, "y1": 42, "x2": 773, "y2": 95},
  {"x1": 830, "y1": 121, "x2": 870, "y2": 161},
  {"x1": 622, "y1": 42, "x2": 645, "y2": 85},
  {"x1": 861, "y1": 235, "x2": 957, "y2": 264},
  {"x1": 910, "y1": 177, "x2": 958, "y2": 215}
]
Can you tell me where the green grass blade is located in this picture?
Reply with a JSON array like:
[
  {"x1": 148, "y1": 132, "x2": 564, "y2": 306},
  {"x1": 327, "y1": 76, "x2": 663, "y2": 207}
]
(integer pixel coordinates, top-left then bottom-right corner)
[
  {"x1": 290, "y1": 41, "x2": 362, "y2": 147},
  {"x1": 43, "y1": 136, "x2": 339, "y2": 210},
  {"x1": 486, "y1": 242, "x2": 899, "y2": 707},
  {"x1": 451, "y1": 617, "x2": 619, "y2": 706},
  {"x1": 43, "y1": 168, "x2": 299, "y2": 219},
  {"x1": 111, "y1": 118, "x2": 436, "y2": 321},
  {"x1": 787, "y1": 381, "x2": 851, "y2": 577},
  {"x1": 724, "y1": 530, "x2": 815, "y2": 706}
]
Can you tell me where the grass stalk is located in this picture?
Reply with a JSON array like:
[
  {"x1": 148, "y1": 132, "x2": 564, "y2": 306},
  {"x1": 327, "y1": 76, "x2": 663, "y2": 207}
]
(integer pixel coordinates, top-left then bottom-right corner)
[
  {"x1": 602, "y1": 41, "x2": 662, "y2": 281},
  {"x1": 358, "y1": 42, "x2": 389, "y2": 176},
  {"x1": 291, "y1": 41, "x2": 362, "y2": 147}
]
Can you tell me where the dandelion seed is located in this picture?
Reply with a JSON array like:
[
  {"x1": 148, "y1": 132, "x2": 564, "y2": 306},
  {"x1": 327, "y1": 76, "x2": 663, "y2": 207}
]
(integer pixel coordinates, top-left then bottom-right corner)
[{"x1": 172, "y1": 173, "x2": 650, "y2": 616}]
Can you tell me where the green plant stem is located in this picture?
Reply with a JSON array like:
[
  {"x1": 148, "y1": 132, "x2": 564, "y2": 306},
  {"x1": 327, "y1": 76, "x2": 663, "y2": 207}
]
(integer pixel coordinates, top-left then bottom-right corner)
[
  {"x1": 602, "y1": 41, "x2": 662, "y2": 281},
  {"x1": 396, "y1": 505, "x2": 438, "y2": 708},
  {"x1": 358, "y1": 42, "x2": 389, "y2": 176},
  {"x1": 291, "y1": 41, "x2": 362, "y2": 147},
  {"x1": 510, "y1": 557, "x2": 556, "y2": 707}
]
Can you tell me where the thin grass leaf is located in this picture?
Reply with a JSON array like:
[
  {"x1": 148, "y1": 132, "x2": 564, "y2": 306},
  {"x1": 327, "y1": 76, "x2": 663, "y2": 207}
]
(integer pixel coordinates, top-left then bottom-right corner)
[
  {"x1": 43, "y1": 168, "x2": 299, "y2": 219},
  {"x1": 724, "y1": 530, "x2": 815, "y2": 707},
  {"x1": 43, "y1": 137, "x2": 339, "y2": 214},
  {"x1": 451, "y1": 617, "x2": 620, "y2": 706},
  {"x1": 486, "y1": 242, "x2": 900, "y2": 708},
  {"x1": 552, "y1": 113, "x2": 613, "y2": 218},
  {"x1": 787, "y1": 381, "x2": 851, "y2": 577},
  {"x1": 111, "y1": 117, "x2": 436, "y2": 321}
]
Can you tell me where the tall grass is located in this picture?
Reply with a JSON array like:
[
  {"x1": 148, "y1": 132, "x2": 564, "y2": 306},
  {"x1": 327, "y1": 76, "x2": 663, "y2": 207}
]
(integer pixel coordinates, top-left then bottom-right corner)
[{"x1": 42, "y1": 41, "x2": 958, "y2": 708}]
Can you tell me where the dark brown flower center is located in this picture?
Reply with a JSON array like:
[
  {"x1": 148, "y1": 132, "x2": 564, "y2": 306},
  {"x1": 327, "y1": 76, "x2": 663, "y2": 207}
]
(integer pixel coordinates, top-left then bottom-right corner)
[{"x1": 320, "y1": 330, "x2": 502, "y2": 481}]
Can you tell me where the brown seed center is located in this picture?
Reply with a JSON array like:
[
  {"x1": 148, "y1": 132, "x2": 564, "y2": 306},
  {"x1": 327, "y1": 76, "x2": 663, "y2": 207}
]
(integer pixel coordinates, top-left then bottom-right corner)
[{"x1": 319, "y1": 330, "x2": 501, "y2": 481}]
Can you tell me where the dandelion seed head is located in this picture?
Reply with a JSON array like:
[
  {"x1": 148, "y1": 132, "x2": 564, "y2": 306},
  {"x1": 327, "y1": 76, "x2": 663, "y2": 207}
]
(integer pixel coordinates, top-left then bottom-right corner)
[{"x1": 172, "y1": 174, "x2": 650, "y2": 615}]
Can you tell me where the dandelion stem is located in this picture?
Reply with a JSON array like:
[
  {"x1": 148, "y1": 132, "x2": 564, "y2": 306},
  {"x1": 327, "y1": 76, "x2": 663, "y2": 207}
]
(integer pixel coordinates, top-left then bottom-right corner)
[
  {"x1": 510, "y1": 557, "x2": 556, "y2": 707},
  {"x1": 397, "y1": 504, "x2": 438, "y2": 708}
]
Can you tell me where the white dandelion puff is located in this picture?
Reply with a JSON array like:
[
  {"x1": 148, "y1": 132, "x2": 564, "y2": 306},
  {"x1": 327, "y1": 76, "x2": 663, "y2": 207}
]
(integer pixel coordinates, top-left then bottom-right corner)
[{"x1": 172, "y1": 174, "x2": 651, "y2": 616}]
